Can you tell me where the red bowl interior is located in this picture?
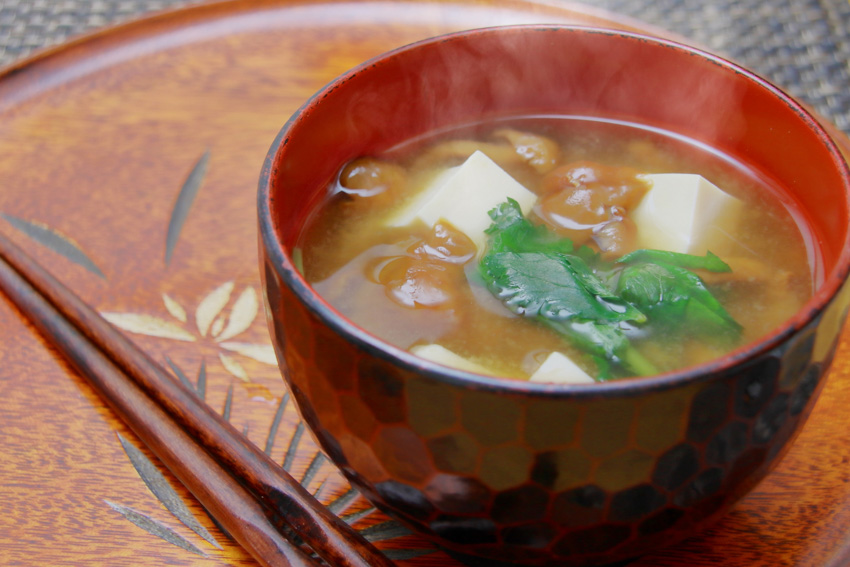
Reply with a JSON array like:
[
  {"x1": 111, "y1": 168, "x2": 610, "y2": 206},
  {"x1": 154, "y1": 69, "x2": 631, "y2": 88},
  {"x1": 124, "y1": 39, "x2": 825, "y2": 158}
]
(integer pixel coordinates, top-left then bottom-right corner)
[{"x1": 261, "y1": 25, "x2": 850, "y2": 388}]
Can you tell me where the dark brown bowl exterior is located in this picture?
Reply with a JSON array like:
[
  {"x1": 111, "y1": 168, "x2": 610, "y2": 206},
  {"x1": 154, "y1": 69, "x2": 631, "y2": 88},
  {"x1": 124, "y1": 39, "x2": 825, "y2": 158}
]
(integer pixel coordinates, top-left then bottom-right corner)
[{"x1": 259, "y1": 26, "x2": 850, "y2": 565}]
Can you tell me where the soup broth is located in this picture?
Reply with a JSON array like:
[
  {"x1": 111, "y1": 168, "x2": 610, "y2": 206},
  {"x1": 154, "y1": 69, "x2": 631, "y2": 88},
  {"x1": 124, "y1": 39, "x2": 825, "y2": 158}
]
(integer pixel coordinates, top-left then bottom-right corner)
[{"x1": 297, "y1": 117, "x2": 814, "y2": 382}]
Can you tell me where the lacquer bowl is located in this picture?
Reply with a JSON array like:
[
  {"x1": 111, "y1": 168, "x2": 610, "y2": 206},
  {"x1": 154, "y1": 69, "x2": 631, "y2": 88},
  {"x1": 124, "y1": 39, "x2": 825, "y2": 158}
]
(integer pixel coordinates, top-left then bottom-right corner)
[{"x1": 258, "y1": 25, "x2": 850, "y2": 566}]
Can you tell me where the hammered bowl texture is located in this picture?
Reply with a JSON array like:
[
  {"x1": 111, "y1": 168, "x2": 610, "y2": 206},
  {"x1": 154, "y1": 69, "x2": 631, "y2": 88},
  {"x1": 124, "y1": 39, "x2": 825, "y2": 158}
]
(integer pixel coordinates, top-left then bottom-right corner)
[{"x1": 262, "y1": 250, "x2": 850, "y2": 565}]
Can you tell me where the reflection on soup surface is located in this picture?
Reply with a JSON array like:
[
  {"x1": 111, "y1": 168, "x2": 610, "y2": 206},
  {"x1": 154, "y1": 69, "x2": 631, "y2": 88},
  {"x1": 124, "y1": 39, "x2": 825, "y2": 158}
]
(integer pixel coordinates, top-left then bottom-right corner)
[{"x1": 298, "y1": 117, "x2": 814, "y2": 383}]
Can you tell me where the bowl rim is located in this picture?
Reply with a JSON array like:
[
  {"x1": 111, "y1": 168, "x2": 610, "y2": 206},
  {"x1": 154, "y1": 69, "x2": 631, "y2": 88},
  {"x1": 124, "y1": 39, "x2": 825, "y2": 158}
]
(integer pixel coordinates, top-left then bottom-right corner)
[{"x1": 258, "y1": 23, "x2": 850, "y2": 399}]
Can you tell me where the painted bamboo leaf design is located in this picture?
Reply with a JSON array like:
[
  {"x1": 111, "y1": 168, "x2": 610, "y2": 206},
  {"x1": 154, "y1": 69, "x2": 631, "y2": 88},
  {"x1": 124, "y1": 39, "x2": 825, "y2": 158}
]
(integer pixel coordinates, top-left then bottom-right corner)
[
  {"x1": 312, "y1": 479, "x2": 329, "y2": 500},
  {"x1": 219, "y1": 342, "x2": 277, "y2": 364},
  {"x1": 100, "y1": 283, "x2": 274, "y2": 382},
  {"x1": 216, "y1": 287, "x2": 259, "y2": 341},
  {"x1": 105, "y1": 500, "x2": 207, "y2": 557},
  {"x1": 101, "y1": 312, "x2": 196, "y2": 341},
  {"x1": 165, "y1": 356, "x2": 195, "y2": 391},
  {"x1": 283, "y1": 422, "x2": 305, "y2": 472},
  {"x1": 196, "y1": 359, "x2": 207, "y2": 400},
  {"x1": 165, "y1": 150, "x2": 210, "y2": 266},
  {"x1": 196, "y1": 281, "x2": 234, "y2": 337},
  {"x1": 210, "y1": 315, "x2": 226, "y2": 338},
  {"x1": 360, "y1": 521, "x2": 414, "y2": 542},
  {"x1": 162, "y1": 293, "x2": 187, "y2": 322},
  {"x1": 301, "y1": 452, "x2": 327, "y2": 488},
  {"x1": 264, "y1": 393, "x2": 290, "y2": 456},
  {"x1": 117, "y1": 434, "x2": 221, "y2": 549},
  {"x1": 342, "y1": 506, "x2": 377, "y2": 525},
  {"x1": 327, "y1": 488, "x2": 359, "y2": 515},
  {"x1": 222, "y1": 384, "x2": 234, "y2": 421},
  {"x1": 23, "y1": 133, "x2": 437, "y2": 561},
  {"x1": 1, "y1": 213, "x2": 105, "y2": 278},
  {"x1": 218, "y1": 352, "x2": 249, "y2": 381}
]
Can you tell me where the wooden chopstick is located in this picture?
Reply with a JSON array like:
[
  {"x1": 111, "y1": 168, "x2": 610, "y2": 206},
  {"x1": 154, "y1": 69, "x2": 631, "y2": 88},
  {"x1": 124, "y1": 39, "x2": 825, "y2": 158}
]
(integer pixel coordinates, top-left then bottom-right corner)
[
  {"x1": 0, "y1": 256, "x2": 319, "y2": 567},
  {"x1": 2, "y1": 256, "x2": 322, "y2": 566},
  {"x1": 0, "y1": 232, "x2": 395, "y2": 567}
]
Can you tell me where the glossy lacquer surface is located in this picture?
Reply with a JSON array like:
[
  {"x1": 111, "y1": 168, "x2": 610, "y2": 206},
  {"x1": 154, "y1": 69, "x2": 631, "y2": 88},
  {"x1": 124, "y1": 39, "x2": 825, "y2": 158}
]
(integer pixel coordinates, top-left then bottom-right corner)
[
  {"x1": 3, "y1": 1, "x2": 850, "y2": 566},
  {"x1": 260, "y1": 24, "x2": 850, "y2": 566}
]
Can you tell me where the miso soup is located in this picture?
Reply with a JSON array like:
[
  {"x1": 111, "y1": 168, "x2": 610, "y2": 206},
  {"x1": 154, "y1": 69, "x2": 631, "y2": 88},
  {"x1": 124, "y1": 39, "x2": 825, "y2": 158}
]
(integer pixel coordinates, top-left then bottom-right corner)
[{"x1": 297, "y1": 117, "x2": 814, "y2": 382}]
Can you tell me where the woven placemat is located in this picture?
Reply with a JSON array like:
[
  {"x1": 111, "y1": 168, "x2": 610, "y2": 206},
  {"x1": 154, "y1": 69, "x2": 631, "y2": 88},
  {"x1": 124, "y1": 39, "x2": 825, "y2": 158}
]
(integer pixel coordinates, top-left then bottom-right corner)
[
  {"x1": 0, "y1": 0, "x2": 848, "y2": 132},
  {"x1": 597, "y1": 0, "x2": 850, "y2": 135}
]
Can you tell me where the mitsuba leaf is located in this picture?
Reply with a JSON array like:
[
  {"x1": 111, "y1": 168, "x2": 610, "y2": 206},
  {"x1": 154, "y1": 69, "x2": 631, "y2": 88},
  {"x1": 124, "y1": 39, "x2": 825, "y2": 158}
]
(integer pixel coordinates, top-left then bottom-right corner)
[
  {"x1": 481, "y1": 251, "x2": 642, "y2": 324},
  {"x1": 616, "y1": 261, "x2": 741, "y2": 336},
  {"x1": 485, "y1": 199, "x2": 575, "y2": 255},
  {"x1": 479, "y1": 198, "x2": 745, "y2": 380},
  {"x1": 480, "y1": 201, "x2": 656, "y2": 377},
  {"x1": 617, "y1": 249, "x2": 732, "y2": 272},
  {"x1": 484, "y1": 200, "x2": 643, "y2": 322},
  {"x1": 559, "y1": 255, "x2": 644, "y2": 321},
  {"x1": 545, "y1": 318, "x2": 630, "y2": 359}
]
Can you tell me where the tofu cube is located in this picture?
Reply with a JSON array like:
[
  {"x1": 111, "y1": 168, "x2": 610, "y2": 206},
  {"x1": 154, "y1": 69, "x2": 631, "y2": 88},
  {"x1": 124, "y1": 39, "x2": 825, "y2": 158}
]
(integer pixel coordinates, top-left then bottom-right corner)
[
  {"x1": 529, "y1": 351, "x2": 595, "y2": 384},
  {"x1": 412, "y1": 345, "x2": 596, "y2": 384},
  {"x1": 410, "y1": 344, "x2": 494, "y2": 375},
  {"x1": 387, "y1": 151, "x2": 537, "y2": 252},
  {"x1": 631, "y1": 173, "x2": 743, "y2": 255}
]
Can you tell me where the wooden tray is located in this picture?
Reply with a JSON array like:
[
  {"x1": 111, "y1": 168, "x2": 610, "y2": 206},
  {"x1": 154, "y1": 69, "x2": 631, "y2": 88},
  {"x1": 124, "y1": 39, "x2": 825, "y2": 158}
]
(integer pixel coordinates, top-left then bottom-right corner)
[{"x1": 1, "y1": 1, "x2": 848, "y2": 565}]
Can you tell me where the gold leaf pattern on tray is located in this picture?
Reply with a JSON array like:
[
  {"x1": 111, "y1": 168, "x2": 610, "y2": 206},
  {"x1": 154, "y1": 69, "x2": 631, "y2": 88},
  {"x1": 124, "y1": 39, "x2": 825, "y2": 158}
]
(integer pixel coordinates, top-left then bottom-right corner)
[
  {"x1": 73, "y1": 132, "x2": 421, "y2": 560},
  {"x1": 215, "y1": 287, "x2": 259, "y2": 342},
  {"x1": 117, "y1": 433, "x2": 222, "y2": 549},
  {"x1": 0, "y1": 114, "x2": 420, "y2": 561},
  {"x1": 165, "y1": 356, "x2": 197, "y2": 392},
  {"x1": 218, "y1": 352, "x2": 249, "y2": 381},
  {"x1": 101, "y1": 312, "x2": 197, "y2": 341},
  {"x1": 196, "y1": 281, "x2": 234, "y2": 337},
  {"x1": 105, "y1": 500, "x2": 208, "y2": 557},
  {"x1": 218, "y1": 342, "x2": 277, "y2": 365},
  {"x1": 196, "y1": 359, "x2": 207, "y2": 400},
  {"x1": 1, "y1": 213, "x2": 105, "y2": 278},
  {"x1": 101, "y1": 281, "x2": 273, "y2": 384},
  {"x1": 210, "y1": 315, "x2": 226, "y2": 338},
  {"x1": 165, "y1": 151, "x2": 210, "y2": 266},
  {"x1": 263, "y1": 394, "x2": 289, "y2": 455},
  {"x1": 162, "y1": 293, "x2": 187, "y2": 323}
]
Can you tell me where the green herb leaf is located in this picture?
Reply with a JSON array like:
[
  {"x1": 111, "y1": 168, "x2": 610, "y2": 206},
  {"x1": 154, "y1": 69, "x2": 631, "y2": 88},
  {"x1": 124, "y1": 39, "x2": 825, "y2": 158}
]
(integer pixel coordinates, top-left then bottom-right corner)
[
  {"x1": 480, "y1": 200, "x2": 742, "y2": 379},
  {"x1": 616, "y1": 262, "x2": 741, "y2": 336},
  {"x1": 485, "y1": 199, "x2": 574, "y2": 255},
  {"x1": 484, "y1": 200, "x2": 643, "y2": 324},
  {"x1": 480, "y1": 251, "x2": 641, "y2": 324},
  {"x1": 617, "y1": 249, "x2": 732, "y2": 272},
  {"x1": 480, "y1": 203, "x2": 654, "y2": 377}
]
